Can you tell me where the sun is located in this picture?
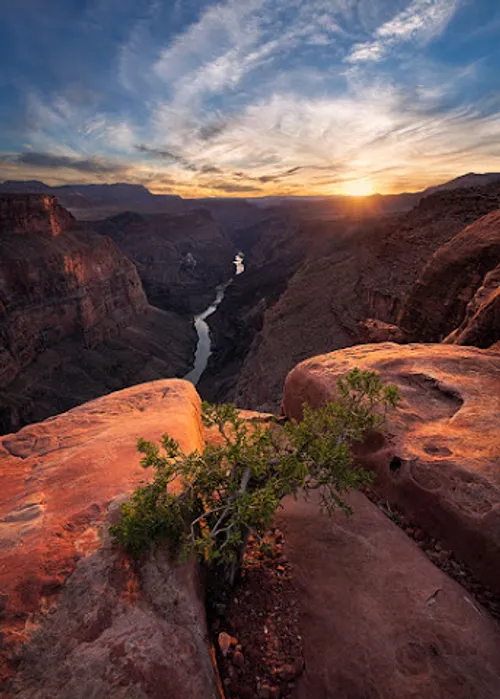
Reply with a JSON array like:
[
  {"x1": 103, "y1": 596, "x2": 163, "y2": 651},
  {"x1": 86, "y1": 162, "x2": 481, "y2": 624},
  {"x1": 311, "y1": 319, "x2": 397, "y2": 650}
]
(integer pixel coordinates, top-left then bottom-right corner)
[{"x1": 343, "y1": 180, "x2": 375, "y2": 197}]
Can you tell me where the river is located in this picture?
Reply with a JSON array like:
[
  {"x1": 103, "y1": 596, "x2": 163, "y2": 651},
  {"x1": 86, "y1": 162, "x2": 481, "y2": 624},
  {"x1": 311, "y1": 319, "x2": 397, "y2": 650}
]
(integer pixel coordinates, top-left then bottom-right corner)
[{"x1": 184, "y1": 253, "x2": 244, "y2": 386}]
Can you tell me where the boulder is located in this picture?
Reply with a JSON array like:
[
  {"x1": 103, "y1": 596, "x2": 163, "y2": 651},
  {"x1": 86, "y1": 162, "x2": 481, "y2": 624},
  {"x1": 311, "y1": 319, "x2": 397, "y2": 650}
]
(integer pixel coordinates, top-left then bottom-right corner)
[
  {"x1": 282, "y1": 343, "x2": 500, "y2": 592},
  {"x1": 0, "y1": 379, "x2": 219, "y2": 698},
  {"x1": 278, "y1": 491, "x2": 500, "y2": 699}
]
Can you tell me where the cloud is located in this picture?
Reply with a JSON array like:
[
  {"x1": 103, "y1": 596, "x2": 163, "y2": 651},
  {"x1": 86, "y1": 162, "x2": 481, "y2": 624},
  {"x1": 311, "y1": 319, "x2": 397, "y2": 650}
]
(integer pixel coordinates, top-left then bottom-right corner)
[
  {"x1": 11, "y1": 151, "x2": 129, "y2": 175},
  {"x1": 347, "y1": 0, "x2": 461, "y2": 63},
  {"x1": 4, "y1": 0, "x2": 500, "y2": 197},
  {"x1": 135, "y1": 144, "x2": 198, "y2": 170},
  {"x1": 209, "y1": 181, "x2": 262, "y2": 193}
]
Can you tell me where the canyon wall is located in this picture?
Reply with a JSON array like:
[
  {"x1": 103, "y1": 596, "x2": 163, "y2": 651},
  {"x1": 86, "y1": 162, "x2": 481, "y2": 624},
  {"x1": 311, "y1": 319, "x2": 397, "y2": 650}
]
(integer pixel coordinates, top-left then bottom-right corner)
[
  {"x1": 399, "y1": 209, "x2": 500, "y2": 344},
  {"x1": 0, "y1": 195, "x2": 196, "y2": 433},
  {"x1": 229, "y1": 184, "x2": 500, "y2": 410},
  {"x1": 91, "y1": 208, "x2": 235, "y2": 314}
]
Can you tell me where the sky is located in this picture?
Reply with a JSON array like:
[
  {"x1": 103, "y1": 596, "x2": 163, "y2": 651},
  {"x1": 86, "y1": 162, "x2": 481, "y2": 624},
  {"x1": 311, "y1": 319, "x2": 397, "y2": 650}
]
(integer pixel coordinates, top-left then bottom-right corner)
[{"x1": 0, "y1": 0, "x2": 499, "y2": 198}]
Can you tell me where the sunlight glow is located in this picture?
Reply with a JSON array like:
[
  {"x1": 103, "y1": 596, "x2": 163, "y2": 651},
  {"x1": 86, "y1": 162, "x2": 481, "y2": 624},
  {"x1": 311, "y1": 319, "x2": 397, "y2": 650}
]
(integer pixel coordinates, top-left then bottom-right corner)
[{"x1": 343, "y1": 180, "x2": 375, "y2": 197}]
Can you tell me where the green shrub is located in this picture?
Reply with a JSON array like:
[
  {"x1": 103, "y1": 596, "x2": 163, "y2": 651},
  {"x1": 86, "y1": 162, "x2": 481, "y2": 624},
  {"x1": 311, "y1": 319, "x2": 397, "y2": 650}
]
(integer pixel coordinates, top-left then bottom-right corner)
[{"x1": 111, "y1": 369, "x2": 399, "y2": 585}]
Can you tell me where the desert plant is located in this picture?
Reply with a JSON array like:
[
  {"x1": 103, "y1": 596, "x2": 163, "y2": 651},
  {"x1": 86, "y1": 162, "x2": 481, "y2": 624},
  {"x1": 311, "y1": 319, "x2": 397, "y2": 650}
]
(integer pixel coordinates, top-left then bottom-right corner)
[{"x1": 111, "y1": 369, "x2": 399, "y2": 587}]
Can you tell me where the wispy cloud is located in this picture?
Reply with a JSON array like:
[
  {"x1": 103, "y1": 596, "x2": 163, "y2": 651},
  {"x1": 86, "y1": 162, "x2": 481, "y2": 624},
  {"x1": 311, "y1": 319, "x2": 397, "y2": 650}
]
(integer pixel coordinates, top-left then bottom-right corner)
[
  {"x1": 12, "y1": 151, "x2": 129, "y2": 175},
  {"x1": 347, "y1": 0, "x2": 461, "y2": 63},
  {"x1": 2, "y1": 0, "x2": 500, "y2": 195}
]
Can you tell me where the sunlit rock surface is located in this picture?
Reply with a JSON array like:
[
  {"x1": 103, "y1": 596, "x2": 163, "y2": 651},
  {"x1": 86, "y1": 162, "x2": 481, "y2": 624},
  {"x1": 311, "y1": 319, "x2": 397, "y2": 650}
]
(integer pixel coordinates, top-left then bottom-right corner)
[
  {"x1": 0, "y1": 379, "x2": 218, "y2": 698},
  {"x1": 283, "y1": 343, "x2": 500, "y2": 593}
]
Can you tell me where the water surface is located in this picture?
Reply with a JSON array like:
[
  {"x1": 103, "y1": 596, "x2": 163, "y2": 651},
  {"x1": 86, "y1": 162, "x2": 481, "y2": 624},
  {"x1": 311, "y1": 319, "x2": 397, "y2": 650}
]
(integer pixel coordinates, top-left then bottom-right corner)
[{"x1": 184, "y1": 253, "x2": 244, "y2": 386}]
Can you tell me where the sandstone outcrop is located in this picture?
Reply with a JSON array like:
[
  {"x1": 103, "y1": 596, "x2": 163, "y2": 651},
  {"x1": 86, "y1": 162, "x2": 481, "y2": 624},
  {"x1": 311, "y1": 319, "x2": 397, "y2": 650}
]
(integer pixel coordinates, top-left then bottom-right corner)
[
  {"x1": 282, "y1": 343, "x2": 500, "y2": 593},
  {"x1": 357, "y1": 318, "x2": 408, "y2": 344},
  {"x1": 400, "y1": 209, "x2": 500, "y2": 346},
  {"x1": 0, "y1": 380, "x2": 219, "y2": 698},
  {"x1": 92, "y1": 209, "x2": 235, "y2": 314},
  {"x1": 278, "y1": 491, "x2": 500, "y2": 699}
]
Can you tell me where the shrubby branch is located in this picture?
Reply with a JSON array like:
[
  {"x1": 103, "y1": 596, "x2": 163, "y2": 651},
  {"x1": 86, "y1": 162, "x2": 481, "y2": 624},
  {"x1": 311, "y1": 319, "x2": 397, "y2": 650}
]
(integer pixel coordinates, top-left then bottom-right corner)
[{"x1": 112, "y1": 369, "x2": 399, "y2": 586}]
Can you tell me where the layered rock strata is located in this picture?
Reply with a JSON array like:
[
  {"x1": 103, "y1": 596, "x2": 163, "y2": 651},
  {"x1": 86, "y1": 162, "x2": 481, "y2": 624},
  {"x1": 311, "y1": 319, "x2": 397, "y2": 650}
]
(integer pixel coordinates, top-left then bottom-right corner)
[{"x1": 0, "y1": 195, "x2": 196, "y2": 434}]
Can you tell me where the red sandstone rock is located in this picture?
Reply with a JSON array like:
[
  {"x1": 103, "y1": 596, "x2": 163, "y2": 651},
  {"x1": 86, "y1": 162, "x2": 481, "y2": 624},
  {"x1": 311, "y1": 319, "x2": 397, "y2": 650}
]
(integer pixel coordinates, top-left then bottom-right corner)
[
  {"x1": 282, "y1": 343, "x2": 500, "y2": 593},
  {"x1": 234, "y1": 186, "x2": 500, "y2": 410},
  {"x1": 0, "y1": 379, "x2": 218, "y2": 698},
  {"x1": 278, "y1": 491, "x2": 500, "y2": 699},
  {"x1": 0, "y1": 195, "x2": 147, "y2": 389},
  {"x1": 400, "y1": 209, "x2": 500, "y2": 346},
  {"x1": 357, "y1": 318, "x2": 408, "y2": 344},
  {"x1": 445, "y1": 263, "x2": 500, "y2": 348}
]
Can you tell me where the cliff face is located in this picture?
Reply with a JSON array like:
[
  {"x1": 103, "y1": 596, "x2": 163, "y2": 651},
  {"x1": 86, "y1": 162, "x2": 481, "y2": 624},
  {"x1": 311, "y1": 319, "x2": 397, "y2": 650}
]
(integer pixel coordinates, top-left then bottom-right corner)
[
  {"x1": 0, "y1": 195, "x2": 196, "y2": 434},
  {"x1": 0, "y1": 194, "x2": 147, "y2": 388},
  {"x1": 230, "y1": 184, "x2": 500, "y2": 410},
  {"x1": 92, "y1": 208, "x2": 235, "y2": 314},
  {"x1": 399, "y1": 209, "x2": 500, "y2": 345},
  {"x1": 0, "y1": 194, "x2": 75, "y2": 236}
]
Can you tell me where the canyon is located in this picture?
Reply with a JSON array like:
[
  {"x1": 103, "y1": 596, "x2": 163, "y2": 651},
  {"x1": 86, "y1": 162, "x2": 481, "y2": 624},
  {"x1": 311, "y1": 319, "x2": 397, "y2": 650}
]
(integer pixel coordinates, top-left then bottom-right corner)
[
  {"x1": 1, "y1": 178, "x2": 499, "y2": 426},
  {"x1": 0, "y1": 176, "x2": 499, "y2": 698}
]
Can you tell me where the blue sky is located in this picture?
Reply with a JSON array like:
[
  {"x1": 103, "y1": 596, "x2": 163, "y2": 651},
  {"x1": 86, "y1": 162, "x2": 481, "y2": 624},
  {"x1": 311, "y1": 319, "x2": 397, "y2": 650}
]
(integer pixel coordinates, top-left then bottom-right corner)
[{"x1": 0, "y1": 0, "x2": 499, "y2": 196}]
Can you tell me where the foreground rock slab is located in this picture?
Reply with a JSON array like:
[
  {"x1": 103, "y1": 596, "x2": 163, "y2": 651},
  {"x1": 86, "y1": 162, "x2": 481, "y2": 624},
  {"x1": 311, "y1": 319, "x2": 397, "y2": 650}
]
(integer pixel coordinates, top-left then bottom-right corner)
[
  {"x1": 278, "y1": 491, "x2": 500, "y2": 699},
  {"x1": 0, "y1": 379, "x2": 219, "y2": 698},
  {"x1": 282, "y1": 343, "x2": 500, "y2": 593}
]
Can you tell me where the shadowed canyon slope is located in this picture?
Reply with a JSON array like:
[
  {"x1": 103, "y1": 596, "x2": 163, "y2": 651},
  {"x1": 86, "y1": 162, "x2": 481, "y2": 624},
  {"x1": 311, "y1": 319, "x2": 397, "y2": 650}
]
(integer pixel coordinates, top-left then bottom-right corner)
[
  {"x1": 226, "y1": 183, "x2": 500, "y2": 410},
  {"x1": 400, "y1": 209, "x2": 500, "y2": 345},
  {"x1": 90, "y1": 208, "x2": 234, "y2": 314},
  {"x1": 0, "y1": 195, "x2": 196, "y2": 434}
]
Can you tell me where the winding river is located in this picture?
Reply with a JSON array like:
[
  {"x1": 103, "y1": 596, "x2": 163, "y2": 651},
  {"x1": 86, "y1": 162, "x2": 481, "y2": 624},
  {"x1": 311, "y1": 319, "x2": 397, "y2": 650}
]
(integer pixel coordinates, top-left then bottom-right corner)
[{"x1": 184, "y1": 253, "x2": 244, "y2": 386}]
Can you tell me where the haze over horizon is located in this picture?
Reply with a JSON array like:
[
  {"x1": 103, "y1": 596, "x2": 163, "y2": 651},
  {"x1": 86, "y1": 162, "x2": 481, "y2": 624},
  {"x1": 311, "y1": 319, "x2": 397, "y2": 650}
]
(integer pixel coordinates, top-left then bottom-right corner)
[{"x1": 1, "y1": 0, "x2": 499, "y2": 198}]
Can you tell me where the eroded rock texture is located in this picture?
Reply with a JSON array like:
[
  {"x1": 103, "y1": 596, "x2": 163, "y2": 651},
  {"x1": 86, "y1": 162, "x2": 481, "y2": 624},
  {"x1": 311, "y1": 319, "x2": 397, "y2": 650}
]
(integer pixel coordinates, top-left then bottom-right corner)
[
  {"x1": 0, "y1": 195, "x2": 147, "y2": 387},
  {"x1": 0, "y1": 195, "x2": 196, "y2": 433},
  {"x1": 400, "y1": 210, "x2": 500, "y2": 346},
  {"x1": 0, "y1": 379, "x2": 218, "y2": 698},
  {"x1": 279, "y1": 491, "x2": 500, "y2": 699},
  {"x1": 282, "y1": 343, "x2": 500, "y2": 593},
  {"x1": 233, "y1": 185, "x2": 500, "y2": 410},
  {"x1": 92, "y1": 208, "x2": 235, "y2": 314}
]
